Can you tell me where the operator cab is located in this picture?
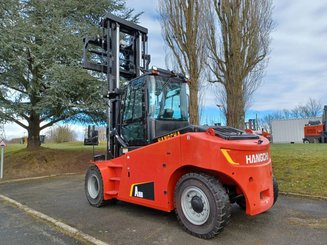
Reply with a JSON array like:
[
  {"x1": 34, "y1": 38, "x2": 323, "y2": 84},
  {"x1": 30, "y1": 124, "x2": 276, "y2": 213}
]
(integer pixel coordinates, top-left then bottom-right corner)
[
  {"x1": 121, "y1": 68, "x2": 190, "y2": 148},
  {"x1": 82, "y1": 14, "x2": 191, "y2": 158}
]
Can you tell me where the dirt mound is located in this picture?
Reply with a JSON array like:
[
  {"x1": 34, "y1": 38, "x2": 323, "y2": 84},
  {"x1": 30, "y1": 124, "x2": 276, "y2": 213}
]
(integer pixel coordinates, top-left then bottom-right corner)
[{"x1": 2, "y1": 147, "x2": 95, "y2": 180}]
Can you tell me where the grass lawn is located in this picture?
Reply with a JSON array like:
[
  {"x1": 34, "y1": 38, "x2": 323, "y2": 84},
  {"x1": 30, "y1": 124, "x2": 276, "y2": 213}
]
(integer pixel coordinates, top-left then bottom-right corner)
[
  {"x1": 43, "y1": 141, "x2": 107, "y2": 151},
  {"x1": 271, "y1": 144, "x2": 327, "y2": 197},
  {"x1": 5, "y1": 141, "x2": 106, "y2": 152},
  {"x1": 4, "y1": 143, "x2": 25, "y2": 154},
  {"x1": 2, "y1": 142, "x2": 107, "y2": 180},
  {"x1": 3, "y1": 142, "x2": 327, "y2": 198}
]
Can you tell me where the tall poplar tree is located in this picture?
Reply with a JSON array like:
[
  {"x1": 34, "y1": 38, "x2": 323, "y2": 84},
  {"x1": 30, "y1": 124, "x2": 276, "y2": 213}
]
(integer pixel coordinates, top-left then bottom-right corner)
[
  {"x1": 159, "y1": 0, "x2": 207, "y2": 125},
  {"x1": 206, "y1": 0, "x2": 273, "y2": 129}
]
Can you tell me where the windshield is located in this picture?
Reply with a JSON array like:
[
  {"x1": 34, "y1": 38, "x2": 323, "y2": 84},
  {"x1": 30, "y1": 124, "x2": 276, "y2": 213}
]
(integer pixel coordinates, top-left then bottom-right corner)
[{"x1": 148, "y1": 75, "x2": 189, "y2": 121}]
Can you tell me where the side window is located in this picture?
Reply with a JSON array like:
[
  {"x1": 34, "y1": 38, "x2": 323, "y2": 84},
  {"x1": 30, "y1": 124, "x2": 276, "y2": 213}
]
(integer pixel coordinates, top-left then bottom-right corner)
[
  {"x1": 162, "y1": 88, "x2": 181, "y2": 119},
  {"x1": 123, "y1": 86, "x2": 133, "y2": 121},
  {"x1": 122, "y1": 78, "x2": 146, "y2": 145},
  {"x1": 123, "y1": 80, "x2": 143, "y2": 122},
  {"x1": 148, "y1": 76, "x2": 189, "y2": 121},
  {"x1": 133, "y1": 88, "x2": 143, "y2": 119}
]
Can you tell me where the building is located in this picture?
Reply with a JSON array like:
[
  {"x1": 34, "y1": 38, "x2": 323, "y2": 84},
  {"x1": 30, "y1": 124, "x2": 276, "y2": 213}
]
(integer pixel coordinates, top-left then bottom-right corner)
[{"x1": 271, "y1": 117, "x2": 320, "y2": 143}]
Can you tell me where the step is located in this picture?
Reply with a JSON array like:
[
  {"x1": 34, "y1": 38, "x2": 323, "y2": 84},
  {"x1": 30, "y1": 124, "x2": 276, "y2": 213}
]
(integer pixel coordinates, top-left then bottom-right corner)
[{"x1": 105, "y1": 190, "x2": 118, "y2": 196}]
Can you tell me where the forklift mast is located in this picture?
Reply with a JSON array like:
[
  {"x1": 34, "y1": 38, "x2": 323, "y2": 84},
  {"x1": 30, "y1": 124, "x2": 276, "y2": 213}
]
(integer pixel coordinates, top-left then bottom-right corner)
[{"x1": 83, "y1": 13, "x2": 150, "y2": 159}]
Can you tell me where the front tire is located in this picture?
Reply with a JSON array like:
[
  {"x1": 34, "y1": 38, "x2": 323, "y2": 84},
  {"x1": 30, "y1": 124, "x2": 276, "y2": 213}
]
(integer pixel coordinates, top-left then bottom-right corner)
[
  {"x1": 85, "y1": 165, "x2": 106, "y2": 207},
  {"x1": 174, "y1": 173, "x2": 231, "y2": 239}
]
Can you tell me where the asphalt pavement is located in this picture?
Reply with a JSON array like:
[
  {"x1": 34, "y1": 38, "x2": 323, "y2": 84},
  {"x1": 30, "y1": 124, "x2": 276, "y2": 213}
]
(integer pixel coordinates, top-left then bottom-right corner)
[
  {"x1": 0, "y1": 174, "x2": 326, "y2": 245},
  {"x1": 0, "y1": 198, "x2": 82, "y2": 245}
]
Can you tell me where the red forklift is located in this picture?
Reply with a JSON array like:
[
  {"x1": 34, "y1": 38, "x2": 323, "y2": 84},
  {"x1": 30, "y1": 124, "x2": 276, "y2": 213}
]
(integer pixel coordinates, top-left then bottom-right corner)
[
  {"x1": 303, "y1": 105, "x2": 327, "y2": 143},
  {"x1": 82, "y1": 14, "x2": 278, "y2": 239}
]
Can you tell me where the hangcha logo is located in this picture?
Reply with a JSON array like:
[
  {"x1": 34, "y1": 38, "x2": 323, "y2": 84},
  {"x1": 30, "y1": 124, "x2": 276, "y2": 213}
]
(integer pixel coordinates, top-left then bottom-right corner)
[
  {"x1": 134, "y1": 186, "x2": 144, "y2": 198},
  {"x1": 245, "y1": 153, "x2": 269, "y2": 164}
]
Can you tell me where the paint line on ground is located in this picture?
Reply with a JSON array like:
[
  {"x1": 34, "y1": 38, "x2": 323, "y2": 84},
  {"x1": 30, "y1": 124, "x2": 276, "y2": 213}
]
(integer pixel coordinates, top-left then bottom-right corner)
[
  {"x1": 0, "y1": 172, "x2": 83, "y2": 185},
  {"x1": 0, "y1": 194, "x2": 109, "y2": 245}
]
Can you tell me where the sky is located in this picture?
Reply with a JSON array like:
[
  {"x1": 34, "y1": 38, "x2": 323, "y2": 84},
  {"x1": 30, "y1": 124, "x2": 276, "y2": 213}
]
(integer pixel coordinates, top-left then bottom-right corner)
[
  {"x1": 125, "y1": 0, "x2": 327, "y2": 123},
  {"x1": 3, "y1": 0, "x2": 327, "y2": 139}
]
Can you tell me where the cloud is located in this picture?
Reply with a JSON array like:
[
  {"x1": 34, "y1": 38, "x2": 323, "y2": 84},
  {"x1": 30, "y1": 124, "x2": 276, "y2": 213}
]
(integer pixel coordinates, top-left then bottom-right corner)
[
  {"x1": 126, "y1": 0, "x2": 166, "y2": 68},
  {"x1": 127, "y1": 0, "x2": 327, "y2": 113},
  {"x1": 3, "y1": 122, "x2": 88, "y2": 141},
  {"x1": 4, "y1": 0, "x2": 327, "y2": 138},
  {"x1": 253, "y1": 0, "x2": 327, "y2": 111},
  {"x1": 3, "y1": 124, "x2": 27, "y2": 140}
]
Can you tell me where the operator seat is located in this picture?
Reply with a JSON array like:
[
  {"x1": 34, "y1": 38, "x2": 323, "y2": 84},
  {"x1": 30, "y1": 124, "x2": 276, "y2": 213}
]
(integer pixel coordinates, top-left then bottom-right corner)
[{"x1": 162, "y1": 109, "x2": 174, "y2": 119}]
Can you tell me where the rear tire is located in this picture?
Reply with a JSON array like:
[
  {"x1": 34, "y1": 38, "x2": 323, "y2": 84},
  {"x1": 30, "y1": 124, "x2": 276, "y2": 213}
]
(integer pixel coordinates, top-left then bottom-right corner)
[
  {"x1": 174, "y1": 173, "x2": 231, "y2": 239},
  {"x1": 273, "y1": 176, "x2": 278, "y2": 206},
  {"x1": 85, "y1": 165, "x2": 107, "y2": 207}
]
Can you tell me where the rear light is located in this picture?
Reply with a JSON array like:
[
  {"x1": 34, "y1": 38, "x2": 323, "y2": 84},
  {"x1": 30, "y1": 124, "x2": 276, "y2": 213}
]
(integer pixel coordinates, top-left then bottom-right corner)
[
  {"x1": 221, "y1": 149, "x2": 239, "y2": 165},
  {"x1": 151, "y1": 66, "x2": 159, "y2": 75}
]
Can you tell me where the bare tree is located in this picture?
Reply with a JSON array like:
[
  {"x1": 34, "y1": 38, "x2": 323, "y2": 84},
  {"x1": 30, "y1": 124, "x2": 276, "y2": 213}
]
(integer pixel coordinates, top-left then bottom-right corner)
[
  {"x1": 159, "y1": 0, "x2": 207, "y2": 125},
  {"x1": 206, "y1": 0, "x2": 273, "y2": 129},
  {"x1": 291, "y1": 98, "x2": 322, "y2": 118},
  {"x1": 46, "y1": 125, "x2": 76, "y2": 143},
  {"x1": 259, "y1": 111, "x2": 283, "y2": 133},
  {"x1": 260, "y1": 98, "x2": 323, "y2": 132}
]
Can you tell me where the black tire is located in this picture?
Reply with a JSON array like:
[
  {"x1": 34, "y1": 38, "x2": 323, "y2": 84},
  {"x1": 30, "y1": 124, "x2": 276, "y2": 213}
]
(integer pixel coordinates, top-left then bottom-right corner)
[
  {"x1": 174, "y1": 173, "x2": 231, "y2": 239},
  {"x1": 303, "y1": 139, "x2": 310, "y2": 144},
  {"x1": 272, "y1": 176, "x2": 278, "y2": 206},
  {"x1": 85, "y1": 165, "x2": 107, "y2": 207},
  {"x1": 236, "y1": 176, "x2": 279, "y2": 210}
]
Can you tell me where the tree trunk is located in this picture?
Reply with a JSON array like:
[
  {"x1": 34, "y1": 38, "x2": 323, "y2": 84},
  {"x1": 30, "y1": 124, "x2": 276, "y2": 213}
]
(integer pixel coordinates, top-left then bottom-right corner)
[
  {"x1": 226, "y1": 101, "x2": 245, "y2": 129},
  {"x1": 189, "y1": 83, "x2": 199, "y2": 125},
  {"x1": 27, "y1": 119, "x2": 41, "y2": 149},
  {"x1": 226, "y1": 81, "x2": 245, "y2": 130}
]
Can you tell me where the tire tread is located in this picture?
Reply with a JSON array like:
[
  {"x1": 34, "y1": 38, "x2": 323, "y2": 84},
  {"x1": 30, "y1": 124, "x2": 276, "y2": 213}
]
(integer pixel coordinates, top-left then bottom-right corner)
[
  {"x1": 85, "y1": 165, "x2": 107, "y2": 207},
  {"x1": 174, "y1": 172, "x2": 231, "y2": 239}
]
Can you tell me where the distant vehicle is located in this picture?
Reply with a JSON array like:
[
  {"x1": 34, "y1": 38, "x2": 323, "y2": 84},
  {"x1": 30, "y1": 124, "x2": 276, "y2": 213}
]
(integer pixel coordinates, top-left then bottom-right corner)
[
  {"x1": 84, "y1": 126, "x2": 99, "y2": 145},
  {"x1": 303, "y1": 106, "x2": 327, "y2": 143},
  {"x1": 245, "y1": 119, "x2": 272, "y2": 142}
]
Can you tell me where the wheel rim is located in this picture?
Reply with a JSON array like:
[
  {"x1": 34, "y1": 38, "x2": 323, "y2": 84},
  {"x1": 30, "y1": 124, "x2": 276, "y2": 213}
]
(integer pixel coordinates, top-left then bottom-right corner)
[
  {"x1": 88, "y1": 174, "x2": 100, "y2": 199},
  {"x1": 181, "y1": 186, "x2": 210, "y2": 225}
]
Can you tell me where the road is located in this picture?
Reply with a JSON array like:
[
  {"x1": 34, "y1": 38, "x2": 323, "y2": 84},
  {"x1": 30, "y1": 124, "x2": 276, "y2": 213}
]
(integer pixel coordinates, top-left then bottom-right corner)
[
  {"x1": 0, "y1": 198, "x2": 82, "y2": 245},
  {"x1": 0, "y1": 174, "x2": 326, "y2": 245}
]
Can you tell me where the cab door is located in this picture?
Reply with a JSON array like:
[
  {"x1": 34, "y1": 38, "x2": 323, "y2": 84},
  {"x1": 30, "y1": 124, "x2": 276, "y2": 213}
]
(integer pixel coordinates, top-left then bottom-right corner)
[{"x1": 121, "y1": 77, "x2": 147, "y2": 147}]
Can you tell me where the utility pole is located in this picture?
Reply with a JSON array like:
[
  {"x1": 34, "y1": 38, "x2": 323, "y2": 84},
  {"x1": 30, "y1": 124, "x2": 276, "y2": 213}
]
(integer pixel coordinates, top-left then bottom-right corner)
[
  {"x1": 0, "y1": 142, "x2": 4, "y2": 179},
  {"x1": 0, "y1": 123, "x2": 5, "y2": 141},
  {"x1": 0, "y1": 123, "x2": 6, "y2": 179}
]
